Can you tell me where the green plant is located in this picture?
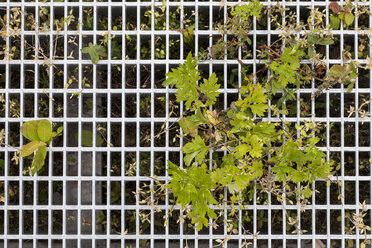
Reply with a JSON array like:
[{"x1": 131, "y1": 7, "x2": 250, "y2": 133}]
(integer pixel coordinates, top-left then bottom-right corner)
[
  {"x1": 144, "y1": 6, "x2": 180, "y2": 30},
  {"x1": 230, "y1": 0, "x2": 263, "y2": 21},
  {"x1": 328, "y1": 62, "x2": 358, "y2": 92},
  {"x1": 20, "y1": 120, "x2": 63, "y2": 175},
  {"x1": 83, "y1": 8, "x2": 94, "y2": 30},
  {"x1": 163, "y1": 53, "x2": 333, "y2": 231},
  {"x1": 81, "y1": 43, "x2": 107, "y2": 64},
  {"x1": 329, "y1": 1, "x2": 354, "y2": 29},
  {"x1": 153, "y1": 2, "x2": 368, "y2": 238}
]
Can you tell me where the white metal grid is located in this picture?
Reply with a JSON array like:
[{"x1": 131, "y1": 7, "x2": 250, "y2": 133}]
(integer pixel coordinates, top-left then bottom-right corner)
[{"x1": 0, "y1": 0, "x2": 370, "y2": 248}]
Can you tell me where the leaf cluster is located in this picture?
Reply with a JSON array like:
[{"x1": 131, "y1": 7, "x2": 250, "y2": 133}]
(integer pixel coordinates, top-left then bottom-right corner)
[
  {"x1": 163, "y1": 53, "x2": 333, "y2": 230},
  {"x1": 20, "y1": 120, "x2": 63, "y2": 175},
  {"x1": 328, "y1": 62, "x2": 358, "y2": 92},
  {"x1": 265, "y1": 45, "x2": 305, "y2": 94},
  {"x1": 329, "y1": 1, "x2": 354, "y2": 29},
  {"x1": 163, "y1": 53, "x2": 220, "y2": 110},
  {"x1": 230, "y1": 0, "x2": 263, "y2": 21}
]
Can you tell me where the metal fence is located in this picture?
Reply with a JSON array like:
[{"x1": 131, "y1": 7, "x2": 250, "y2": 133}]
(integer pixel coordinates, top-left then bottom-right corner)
[{"x1": 0, "y1": 0, "x2": 371, "y2": 247}]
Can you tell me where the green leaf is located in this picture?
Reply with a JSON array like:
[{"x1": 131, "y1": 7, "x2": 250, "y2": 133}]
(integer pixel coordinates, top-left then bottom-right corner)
[
  {"x1": 189, "y1": 108, "x2": 207, "y2": 124},
  {"x1": 249, "y1": 160, "x2": 264, "y2": 178},
  {"x1": 301, "y1": 186, "x2": 313, "y2": 198},
  {"x1": 167, "y1": 161, "x2": 218, "y2": 231},
  {"x1": 330, "y1": 14, "x2": 340, "y2": 30},
  {"x1": 57, "y1": 126, "x2": 64, "y2": 134},
  {"x1": 30, "y1": 145, "x2": 47, "y2": 175},
  {"x1": 37, "y1": 119, "x2": 52, "y2": 142},
  {"x1": 236, "y1": 83, "x2": 268, "y2": 117},
  {"x1": 248, "y1": 137, "x2": 263, "y2": 158},
  {"x1": 266, "y1": 46, "x2": 304, "y2": 94},
  {"x1": 307, "y1": 46, "x2": 315, "y2": 57},
  {"x1": 182, "y1": 135, "x2": 208, "y2": 166},
  {"x1": 162, "y1": 52, "x2": 201, "y2": 110},
  {"x1": 344, "y1": 12, "x2": 354, "y2": 26},
  {"x1": 179, "y1": 117, "x2": 198, "y2": 137},
  {"x1": 233, "y1": 143, "x2": 249, "y2": 159},
  {"x1": 347, "y1": 81, "x2": 355, "y2": 93},
  {"x1": 21, "y1": 121, "x2": 40, "y2": 141},
  {"x1": 329, "y1": 64, "x2": 346, "y2": 81},
  {"x1": 252, "y1": 122, "x2": 277, "y2": 138},
  {"x1": 210, "y1": 168, "x2": 225, "y2": 184},
  {"x1": 76, "y1": 130, "x2": 104, "y2": 147},
  {"x1": 182, "y1": 25, "x2": 195, "y2": 46},
  {"x1": 199, "y1": 73, "x2": 220, "y2": 106},
  {"x1": 227, "y1": 183, "x2": 242, "y2": 194},
  {"x1": 20, "y1": 140, "x2": 45, "y2": 157},
  {"x1": 81, "y1": 43, "x2": 107, "y2": 64},
  {"x1": 249, "y1": 103, "x2": 268, "y2": 117}
]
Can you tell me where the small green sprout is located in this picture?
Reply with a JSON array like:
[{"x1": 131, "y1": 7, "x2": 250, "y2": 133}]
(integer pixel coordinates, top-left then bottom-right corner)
[{"x1": 81, "y1": 43, "x2": 107, "y2": 64}]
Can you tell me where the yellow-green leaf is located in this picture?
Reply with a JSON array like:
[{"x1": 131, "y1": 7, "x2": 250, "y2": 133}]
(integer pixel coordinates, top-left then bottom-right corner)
[
  {"x1": 20, "y1": 141, "x2": 45, "y2": 157},
  {"x1": 21, "y1": 121, "x2": 40, "y2": 141},
  {"x1": 182, "y1": 135, "x2": 208, "y2": 166},
  {"x1": 249, "y1": 103, "x2": 268, "y2": 117},
  {"x1": 329, "y1": 64, "x2": 345, "y2": 81},
  {"x1": 206, "y1": 110, "x2": 221, "y2": 126},
  {"x1": 344, "y1": 12, "x2": 354, "y2": 26},
  {"x1": 179, "y1": 117, "x2": 198, "y2": 137},
  {"x1": 37, "y1": 119, "x2": 52, "y2": 142},
  {"x1": 30, "y1": 145, "x2": 47, "y2": 175},
  {"x1": 330, "y1": 14, "x2": 340, "y2": 30},
  {"x1": 57, "y1": 126, "x2": 64, "y2": 134}
]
